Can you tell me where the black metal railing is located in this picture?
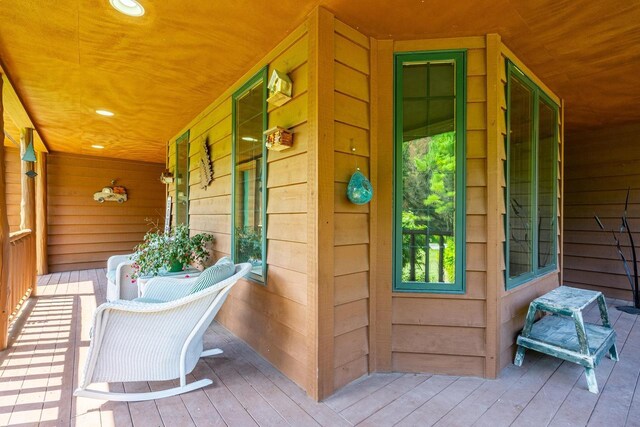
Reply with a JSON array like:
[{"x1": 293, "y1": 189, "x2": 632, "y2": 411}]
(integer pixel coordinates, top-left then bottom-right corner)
[{"x1": 403, "y1": 228, "x2": 452, "y2": 282}]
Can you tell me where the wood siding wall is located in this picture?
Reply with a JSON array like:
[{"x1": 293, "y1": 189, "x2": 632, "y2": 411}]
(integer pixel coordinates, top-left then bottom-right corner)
[
  {"x1": 496, "y1": 43, "x2": 563, "y2": 370},
  {"x1": 332, "y1": 20, "x2": 373, "y2": 392},
  {"x1": 564, "y1": 123, "x2": 640, "y2": 301},
  {"x1": 167, "y1": 11, "x2": 566, "y2": 398},
  {"x1": 169, "y1": 21, "x2": 313, "y2": 392},
  {"x1": 4, "y1": 146, "x2": 20, "y2": 232},
  {"x1": 47, "y1": 153, "x2": 165, "y2": 272},
  {"x1": 377, "y1": 37, "x2": 491, "y2": 378},
  {"x1": 374, "y1": 36, "x2": 563, "y2": 379}
]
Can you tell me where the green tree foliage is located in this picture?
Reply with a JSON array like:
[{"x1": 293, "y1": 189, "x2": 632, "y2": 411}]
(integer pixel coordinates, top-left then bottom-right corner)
[{"x1": 401, "y1": 131, "x2": 456, "y2": 283}]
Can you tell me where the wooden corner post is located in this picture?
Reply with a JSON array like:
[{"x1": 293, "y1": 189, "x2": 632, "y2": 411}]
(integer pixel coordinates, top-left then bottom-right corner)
[
  {"x1": 485, "y1": 33, "x2": 503, "y2": 378},
  {"x1": 36, "y1": 150, "x2": 48, "y2": 276},
  {"x1": 307, "y1": 6, "x2": 335, "y2": 400},
  {"x1": 0, "y1": 75, "x2": 11, "y2": 349},
  {"x1": 20, "y1": 127, "x2": 37, "y2": 295},
  {"x1": 373, "y1": 39, "x2": 394, "y2": 372}
]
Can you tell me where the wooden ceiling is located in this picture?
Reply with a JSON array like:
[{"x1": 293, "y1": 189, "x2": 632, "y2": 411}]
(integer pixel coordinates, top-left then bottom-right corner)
[{"x1": 1, "y1": 1, "x2": 638, "y2": 163}]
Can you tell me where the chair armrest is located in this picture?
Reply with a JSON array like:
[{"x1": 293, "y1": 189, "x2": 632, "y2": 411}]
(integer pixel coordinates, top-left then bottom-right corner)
[
  {"x1": 107, "y1": 254, "x2": 134, "y2": 272},
  {"x1": 141, "y1": 276, "x2": 199, "y2": 302}
]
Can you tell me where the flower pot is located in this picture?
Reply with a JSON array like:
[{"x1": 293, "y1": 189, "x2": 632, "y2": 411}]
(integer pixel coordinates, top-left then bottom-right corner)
[{"x1": 168, "y1": 259, "x2": 184, "y2": 273}]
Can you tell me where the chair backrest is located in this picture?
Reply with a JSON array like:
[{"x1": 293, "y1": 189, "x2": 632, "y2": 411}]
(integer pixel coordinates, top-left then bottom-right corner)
[
  {"x1": 189, "y1": 257, "x2": 236, "y2": 294},
  {"x1": 107, "y1": 253, "x2": 134, "y2": 273},
  {"x1": 116, "y1": 262, "x2": 138, "y2": 300}
]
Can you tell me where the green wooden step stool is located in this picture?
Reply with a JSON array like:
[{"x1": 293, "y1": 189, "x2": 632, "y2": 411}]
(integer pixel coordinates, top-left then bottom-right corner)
[{"x1": 514, "y1": 286, "x2": 618, "y2": 394}]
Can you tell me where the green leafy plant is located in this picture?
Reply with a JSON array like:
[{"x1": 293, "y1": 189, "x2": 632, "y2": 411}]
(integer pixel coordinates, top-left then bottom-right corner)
[{"x1": 131, "y1": 224, "x2": 214, "y2": 278}]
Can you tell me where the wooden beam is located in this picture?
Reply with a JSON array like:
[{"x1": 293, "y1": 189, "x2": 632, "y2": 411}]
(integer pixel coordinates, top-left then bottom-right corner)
[
  {"x1": 20, "y1": 128, "x2": 36, "y2": 231},
  {"x1": 35, "y1": 151, "x2": 48, "y2": 276},
  {"x1": 374, "y1": 39, "x2": 394, "y2": 371},
  {"x1": 306, "y1": 5, "x2": 335, "y2": 400},
  {"x1": 0, "y1": 69, "x2": 48, "y2": 153},
  {"x1": 559, "y1": 99, "x2": 565, "y2": 285},
  {"x1": 20, "y1": 127, "x2": 37, "y2": 296},
  {"x1": 368, "y1": 36, "x2": 379, "y2": 372},
  {"x1": 0, "y1": 75, "x2": 10, "y2": 349},
  {"x1": 485, "y1": 34, "x2": 502, "y2": 378}
]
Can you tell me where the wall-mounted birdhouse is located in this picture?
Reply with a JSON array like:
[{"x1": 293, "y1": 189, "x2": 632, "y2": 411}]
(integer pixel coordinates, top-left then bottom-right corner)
[
  {"x1": 267, "y1": 70, "x2": 293, "y2": 107},
  {"x1": 264, "y1": 126, "x2": 293, "y2": 151},
  {"x1": 160, "y1": 169, "x2": 174, "y2": 184}
]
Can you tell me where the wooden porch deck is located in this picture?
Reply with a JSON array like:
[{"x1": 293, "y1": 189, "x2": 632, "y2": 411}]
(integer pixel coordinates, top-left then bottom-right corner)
[{"x1": 0, "y1": 270, "x2": 638, "y2": 427}]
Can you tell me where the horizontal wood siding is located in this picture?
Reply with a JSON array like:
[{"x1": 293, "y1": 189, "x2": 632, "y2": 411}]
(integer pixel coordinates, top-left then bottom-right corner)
[
  {"x1": 169, "y1": 22, "x2": 312, "y2": 391},
  {"x1": 4, "y1": 146, "x2": 20, "y2": 232},
  {"x1": 497, "y1": 45, "x2": 563, "y2": 370},
  {"x1": 47, "y1": 153, "x2": 165, "y2": 272},
  {"x1": 387, "y1": 38, "x2": 489, "y2": 378},
  {"x1": 564, "y1": 123, "x2": 640, "y2": 301},
  {"x1": 332, "y1": 20, "x2": 372, "y2": 392}
]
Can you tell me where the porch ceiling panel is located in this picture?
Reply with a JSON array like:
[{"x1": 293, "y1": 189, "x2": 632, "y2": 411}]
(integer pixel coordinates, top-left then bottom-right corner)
[{"x1": 1, "y1": 0, "x2": 639, "y2": 162}]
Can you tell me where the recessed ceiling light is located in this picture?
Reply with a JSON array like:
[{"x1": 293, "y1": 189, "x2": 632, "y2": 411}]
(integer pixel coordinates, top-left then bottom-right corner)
[
  {"x1": 110, "y1": 0, "x2": 145, "y2": 17},
  {"x1": 91, "y1": 145, "x2": 105, "y2": 149},
  {"x1": 95, "y1": 109, "x2": 115, "y2": 117},
  {"x1": 241, "y1": 137, "x2": 259, "y2": 142}
]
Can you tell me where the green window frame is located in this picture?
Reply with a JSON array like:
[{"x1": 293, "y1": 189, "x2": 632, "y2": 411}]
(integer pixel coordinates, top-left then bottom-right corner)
[
  {"x1": 393, "y1": 50, "x2": 467, "y2": 294},
  {"x1": 175, "y1": 130, "x2": 190, "y2": 227},
  {"x1": 505, "y1": 62, "x2": 559, "y2": 289},
  {"x1": 231, "y1": 67, "x2": 268, "y2": 284}
]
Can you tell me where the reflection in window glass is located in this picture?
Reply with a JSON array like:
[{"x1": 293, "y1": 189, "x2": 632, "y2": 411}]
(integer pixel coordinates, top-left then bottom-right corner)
[
  {"x1": 175, "y1": 131, "x2": 189, "y2": 226},
  {"x1": 395, "y1": 52, "x2": 465, "y2": 293},
  {"x1": 508, "y1": 76, "x2": 533, "y2": 279},
  {"x1": 506, "y1": 63, "x2": 558, "y2": 289},
  {"x1": 233, "y1": 74, "x2": 266, "y2": 281},
  {"x1": 538, "y1": 100, "x2": 556, "y2": 269}
]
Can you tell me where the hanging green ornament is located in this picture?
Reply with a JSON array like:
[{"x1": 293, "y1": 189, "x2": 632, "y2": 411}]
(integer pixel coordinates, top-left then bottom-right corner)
[{"x1": 347, "y1": 169, "x2": 373, "y2": 205}]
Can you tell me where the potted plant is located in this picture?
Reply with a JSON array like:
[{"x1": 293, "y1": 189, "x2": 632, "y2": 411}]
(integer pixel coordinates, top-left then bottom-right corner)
[{"x1": 131, "y1": 224, "x2": 214, "y2": 278}]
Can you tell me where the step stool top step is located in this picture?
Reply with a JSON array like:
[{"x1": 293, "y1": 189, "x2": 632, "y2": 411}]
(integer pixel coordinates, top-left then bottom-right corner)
[{"x1": 533, "y1": 286, "x2": 601, "y2": 313}]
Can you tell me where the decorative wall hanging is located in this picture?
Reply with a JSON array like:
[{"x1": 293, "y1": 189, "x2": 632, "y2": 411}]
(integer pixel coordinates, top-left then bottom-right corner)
[
  {"x1": 346, "y1": 147, "x2": 373, "y2": 205},
  {"x1": 267, "y1": 70, "x2": 293, "y2": 106},
  {"x1": 21, "y1": 128, "x2": 37, "y2": 178},
  {"x1": 22, "y1": 140, "x2": 36, "y2": 162},
  {"x1": 164, "y1": 196, "x2": 172, "y2": 233},
  {"x1": 94, "y1": 179, "x2": 128, "y2": 203},
  {"x1": 160, "y1": 169, "x2": 174, "y2": 184},
  {"x1": 199, "y1": 136, "x2": 214, "y2": 189},
  {"x1": 347, "y1": 170, "x2": 373, "y2": 205},
  {"x1": 264, "y1": 126, "x2": 293, "y2": 151}
]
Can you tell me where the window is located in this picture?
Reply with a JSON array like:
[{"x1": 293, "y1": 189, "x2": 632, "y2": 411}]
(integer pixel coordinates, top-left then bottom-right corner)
[
  {"x1": 506, "y1": 63, "x2": 558, "y2": 288},
  {"x1": 232, "y1": 68, "x2": 267, "y2": 282},
  {"x1": 175, "y1": 130, "x2": 190, "y2": 226},
  {"x1": 393, "y1": 51, "x2": 466, "y2": 293}
]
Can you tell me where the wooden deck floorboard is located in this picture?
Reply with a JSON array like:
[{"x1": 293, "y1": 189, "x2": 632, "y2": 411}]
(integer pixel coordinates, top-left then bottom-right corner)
[{"x1": 0, "y1": 269, "x2": 638, "y2": 426}]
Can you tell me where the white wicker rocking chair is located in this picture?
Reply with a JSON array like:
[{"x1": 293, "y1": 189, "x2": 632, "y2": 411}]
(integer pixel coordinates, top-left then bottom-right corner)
[
  {"x1": 74, "y1": 262, "x2": 251, "y2": 402},
  {"x1": 106, "y1": 253, "x2": 137, "y2": 301}
]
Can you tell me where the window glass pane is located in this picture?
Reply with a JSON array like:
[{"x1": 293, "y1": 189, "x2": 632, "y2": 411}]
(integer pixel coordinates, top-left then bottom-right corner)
[
  {"x1": 403, "y1": 63, "x2": 428, "y2": 98},
  {"x1": 429, "y1": 63, "x2": 454, "y2": 96},
  {"x1": 401, "y1": 61, "x2": 456, "y2": 285},
  {"x1": 175, "y1": 133, "x2": 189, "y2": 226},
  {"x1": 428, "y1": 99, "x2": 455, "y2": 134},
  {"x1": 538, "y1": 100, "x2": 556, "y2": 268},
  {"x1": 234, "y1": 80, "x2": 264, "y2": 279},
  {"x1": 508, "y1": 76, "x2": 533, "y2": 278},
  {"x1": 402, "y1": 98, "x2": 428, "y2": 140}
]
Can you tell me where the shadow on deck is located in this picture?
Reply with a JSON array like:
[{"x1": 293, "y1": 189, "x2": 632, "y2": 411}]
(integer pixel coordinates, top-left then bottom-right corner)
[{"x1": 0, "y1": 269, "x2": 638, "y2": 426}]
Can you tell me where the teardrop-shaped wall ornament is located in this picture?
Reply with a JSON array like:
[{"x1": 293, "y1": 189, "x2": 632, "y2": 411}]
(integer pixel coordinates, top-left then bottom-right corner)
[{"x1": 347, "y1": 170, "x2": 373, "y2": 205}]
